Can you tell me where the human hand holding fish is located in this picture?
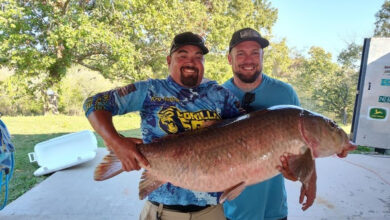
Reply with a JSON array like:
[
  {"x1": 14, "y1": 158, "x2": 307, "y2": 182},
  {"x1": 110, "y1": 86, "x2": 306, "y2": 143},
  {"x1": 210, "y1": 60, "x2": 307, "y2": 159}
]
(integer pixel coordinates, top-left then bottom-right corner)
[
  {"x1": 94, "y1": 106, "x2": 357, "y2": 208},
  {"x1": 299, "y1": 167, "x2": 317, "y2": 211},
  {"x1": 86, "y1": 110, "x2": 149, "y2": 172},
  {"x1": 104, "y1": 136, "x2": 149, "y2": 171},
  {"x1": 277, "y1": 140, "x2": 356, "y2": 210},
  {"x1": 277, "y1": 153, "x2": 316, "y2": 211}
]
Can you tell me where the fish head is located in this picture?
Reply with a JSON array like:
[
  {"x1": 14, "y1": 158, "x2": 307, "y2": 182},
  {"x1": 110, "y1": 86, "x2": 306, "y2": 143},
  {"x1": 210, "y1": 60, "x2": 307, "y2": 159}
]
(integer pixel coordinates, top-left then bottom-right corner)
[{"x1": 300, "y1": 110, "x2": 353, "y2": 158}]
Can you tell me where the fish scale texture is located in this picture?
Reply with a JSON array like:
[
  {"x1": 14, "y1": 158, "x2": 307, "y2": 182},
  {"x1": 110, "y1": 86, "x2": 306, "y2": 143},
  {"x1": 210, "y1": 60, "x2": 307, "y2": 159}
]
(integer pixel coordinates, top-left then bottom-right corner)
[{"x1": 138, "y1": 107, "x2": 310, "y2": 192}]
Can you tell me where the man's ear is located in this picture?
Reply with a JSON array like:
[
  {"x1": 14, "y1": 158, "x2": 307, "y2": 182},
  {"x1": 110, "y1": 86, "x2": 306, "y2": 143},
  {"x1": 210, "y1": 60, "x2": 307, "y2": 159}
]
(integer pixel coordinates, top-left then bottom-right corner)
[
  {"x1": 260, "y1": 49, "x2": 264, "y2": 61},
  {"x1": 228, "y1": 53, "x2": 233, "y2": 65},
  {"x1": 167, "y1": 55, "x2": 171, "y2": 65}
]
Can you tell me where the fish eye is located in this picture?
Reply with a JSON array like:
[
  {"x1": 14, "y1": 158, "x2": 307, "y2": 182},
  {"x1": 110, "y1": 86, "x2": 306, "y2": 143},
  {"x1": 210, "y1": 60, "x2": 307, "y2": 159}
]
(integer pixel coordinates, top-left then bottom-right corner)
[{"x1": 328, "y1": 120, "x2": 337, "y2": 129}]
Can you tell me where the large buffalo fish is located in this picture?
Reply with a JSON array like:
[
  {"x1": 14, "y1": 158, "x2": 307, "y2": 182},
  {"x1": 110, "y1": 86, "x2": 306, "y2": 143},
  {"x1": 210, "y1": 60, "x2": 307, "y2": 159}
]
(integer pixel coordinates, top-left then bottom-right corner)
[{"x1": 94, "y1": 105, "x2": 356, "y2": 202}]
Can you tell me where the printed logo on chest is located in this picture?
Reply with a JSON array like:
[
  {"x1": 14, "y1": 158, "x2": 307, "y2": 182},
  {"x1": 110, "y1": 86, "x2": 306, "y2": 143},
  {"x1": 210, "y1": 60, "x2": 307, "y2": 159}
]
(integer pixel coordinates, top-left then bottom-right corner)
[{"x1": 158, "y1": 106, "x2": 220, "y2": 134}]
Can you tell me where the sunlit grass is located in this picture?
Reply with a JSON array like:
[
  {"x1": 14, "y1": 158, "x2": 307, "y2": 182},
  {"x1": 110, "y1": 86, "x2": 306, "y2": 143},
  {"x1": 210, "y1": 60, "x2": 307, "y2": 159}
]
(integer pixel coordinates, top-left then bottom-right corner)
[
  {"x1": 2, "y1": 113, "x2": 142, "y2": 204},
  {"x1": 2, "y1": 113, "x2": 141, "y2": 135}
]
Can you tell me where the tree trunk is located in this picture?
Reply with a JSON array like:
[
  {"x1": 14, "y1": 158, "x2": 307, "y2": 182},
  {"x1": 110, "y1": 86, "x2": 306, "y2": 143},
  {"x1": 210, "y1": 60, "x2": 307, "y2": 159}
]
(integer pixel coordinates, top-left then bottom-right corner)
[{"x1": 342, "y1": 108, "x2": 347, "y2": 125}]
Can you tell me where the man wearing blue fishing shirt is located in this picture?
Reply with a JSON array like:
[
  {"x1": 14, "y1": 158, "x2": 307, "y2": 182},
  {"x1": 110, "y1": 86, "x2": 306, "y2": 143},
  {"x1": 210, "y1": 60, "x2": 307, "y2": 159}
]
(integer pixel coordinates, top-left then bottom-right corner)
[{"x1": 84, "y1": 32, "x2": 242, "y2": 220}]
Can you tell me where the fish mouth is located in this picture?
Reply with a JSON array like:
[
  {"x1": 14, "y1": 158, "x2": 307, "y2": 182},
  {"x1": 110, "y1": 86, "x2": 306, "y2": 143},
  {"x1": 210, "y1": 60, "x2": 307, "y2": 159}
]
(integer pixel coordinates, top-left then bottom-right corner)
[
  {"x1": 337, "y1": 141, "x2": 357, "y2": 157},
  {"x1": 345, "y1": 141, "x2": 357, "y2": 150}
]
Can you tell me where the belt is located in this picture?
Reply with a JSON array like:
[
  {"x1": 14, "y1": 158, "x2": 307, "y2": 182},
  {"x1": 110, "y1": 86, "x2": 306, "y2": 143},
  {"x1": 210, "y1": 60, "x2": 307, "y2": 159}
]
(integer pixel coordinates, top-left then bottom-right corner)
[{"x1": 149, "y1": 200, "x2": 211, "y2": 212}]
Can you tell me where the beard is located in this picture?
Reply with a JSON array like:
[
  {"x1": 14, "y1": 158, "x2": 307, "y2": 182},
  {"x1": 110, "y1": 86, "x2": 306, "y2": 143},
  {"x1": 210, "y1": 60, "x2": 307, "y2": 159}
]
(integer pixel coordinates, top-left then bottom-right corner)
[
  {"x1": 234, "y1": 69, "x2": 261, "y2": 83},
  {"x1": 180, "y1": 67, "x2": 199, "y2": 87}
]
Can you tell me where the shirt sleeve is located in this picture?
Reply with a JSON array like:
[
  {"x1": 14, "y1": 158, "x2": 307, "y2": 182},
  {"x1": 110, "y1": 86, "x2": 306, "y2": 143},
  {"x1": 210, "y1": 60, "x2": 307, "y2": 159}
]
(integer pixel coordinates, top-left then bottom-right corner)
[{"x1": 83, "y1": 80, "x2": 150, "y2": 117}]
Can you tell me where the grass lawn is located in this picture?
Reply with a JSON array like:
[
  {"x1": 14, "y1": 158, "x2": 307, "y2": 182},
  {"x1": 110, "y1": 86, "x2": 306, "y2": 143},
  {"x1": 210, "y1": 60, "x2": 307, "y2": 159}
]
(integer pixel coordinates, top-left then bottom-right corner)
[{"x1": 1, "y1": 113, "x2": 142, "y2": 204}]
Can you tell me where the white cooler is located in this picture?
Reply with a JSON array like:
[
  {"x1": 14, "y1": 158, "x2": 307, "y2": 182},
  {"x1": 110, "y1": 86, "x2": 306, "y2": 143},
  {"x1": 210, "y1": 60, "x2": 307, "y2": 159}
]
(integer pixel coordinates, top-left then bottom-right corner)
[{"x1": 28, "y1": 130, "x2": 98, "y2": 176}]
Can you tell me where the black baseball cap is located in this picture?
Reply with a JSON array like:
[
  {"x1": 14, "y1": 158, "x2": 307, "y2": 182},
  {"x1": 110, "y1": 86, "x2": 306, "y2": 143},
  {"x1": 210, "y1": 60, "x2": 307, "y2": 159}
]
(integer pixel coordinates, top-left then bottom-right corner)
[
  {"x1": 229, "y1": 28, "x2": 269, "y2": 52},
  {"x1": 170, "y1": 32, "x2": 209, "y2": 55}
]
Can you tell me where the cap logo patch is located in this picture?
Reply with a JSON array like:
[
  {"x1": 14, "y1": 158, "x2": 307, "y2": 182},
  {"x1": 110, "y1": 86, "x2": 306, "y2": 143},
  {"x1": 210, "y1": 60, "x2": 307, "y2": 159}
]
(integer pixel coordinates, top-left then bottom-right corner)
[{"x1": 240, "y1": 29, "x2": 260, "y2": 39}]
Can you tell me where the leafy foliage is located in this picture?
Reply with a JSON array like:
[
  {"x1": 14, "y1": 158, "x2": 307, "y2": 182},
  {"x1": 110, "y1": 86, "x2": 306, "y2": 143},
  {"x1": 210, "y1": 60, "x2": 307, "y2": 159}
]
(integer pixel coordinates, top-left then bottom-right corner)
[
  {"x1": 0, "y1": 0, "x2": 280, "y2": 113},
  {"x1": 57, "y1": 65, "x2": 120, "y2": 115},
  {"x1": 291, "y1": 47, "x2": 357, "y2": 124},
  {"x1": 312, "y1": 69, "x2": 356, "y2": 124},
  {"x1": 0, "y1": 0, "x2": 277, "y2": 82},
  {"x1": 374, "y1": 0, "x2": 390, "y2": 37},
  {"x1": 263, "y1": 39, "x2": 292, "y2": 81},
  {"x1": 0, "y1": 0, "x2": 384, "y2": 124},
  {"x1": 0, "y1": 73, "x2": 44, "y2": 115}
]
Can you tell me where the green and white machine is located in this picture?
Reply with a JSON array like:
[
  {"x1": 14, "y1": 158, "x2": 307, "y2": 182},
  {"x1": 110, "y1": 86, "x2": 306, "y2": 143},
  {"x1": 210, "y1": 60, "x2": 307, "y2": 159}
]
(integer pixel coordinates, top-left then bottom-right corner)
[{"x1": 351, "y1": 38, "x2": 390, "y2": 151}]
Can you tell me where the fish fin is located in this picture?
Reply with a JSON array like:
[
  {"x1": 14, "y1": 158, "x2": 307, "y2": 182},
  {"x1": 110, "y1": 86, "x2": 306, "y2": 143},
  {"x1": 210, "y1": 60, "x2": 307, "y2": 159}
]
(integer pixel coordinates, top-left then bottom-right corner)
[
  {"x1": 287, "y1": 148, "x2": 314, "y2": 184},
  {"x1": 94, "y1": 151, "x2": 123, "y2": 181},
  {"x1": 203, "y1": 117, "x2": 240, "y2": 128},
  {"x1": 139, "y1": 170, "x2": 165, "y2": 200},
  {"x1": 220, "y1": 181, "x2": 246, "y2": 203}
]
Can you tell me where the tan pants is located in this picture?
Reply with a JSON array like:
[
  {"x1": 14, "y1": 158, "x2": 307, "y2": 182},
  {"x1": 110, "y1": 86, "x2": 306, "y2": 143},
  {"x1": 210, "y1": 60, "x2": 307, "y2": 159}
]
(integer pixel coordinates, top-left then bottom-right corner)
[{"x1": 139, "y1": 201, "x2": 226, "y2": 220}]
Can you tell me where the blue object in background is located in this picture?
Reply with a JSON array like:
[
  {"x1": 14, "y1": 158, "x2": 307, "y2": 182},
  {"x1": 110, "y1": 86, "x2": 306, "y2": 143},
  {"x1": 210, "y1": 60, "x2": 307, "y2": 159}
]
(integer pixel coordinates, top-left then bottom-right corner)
[
  {"x1": 0, "y1": 119, "x2": 15, "y2": 210},
  {"x1": 381, "y1": 79, "x2": 390, "y2": 86}
]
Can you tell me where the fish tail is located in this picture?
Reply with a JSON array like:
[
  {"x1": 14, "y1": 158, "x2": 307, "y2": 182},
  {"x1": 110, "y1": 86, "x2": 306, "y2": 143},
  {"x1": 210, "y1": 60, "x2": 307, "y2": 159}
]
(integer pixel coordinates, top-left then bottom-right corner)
[{"x1": 94, "y1": 151, "x2": 123, "y2": 181}]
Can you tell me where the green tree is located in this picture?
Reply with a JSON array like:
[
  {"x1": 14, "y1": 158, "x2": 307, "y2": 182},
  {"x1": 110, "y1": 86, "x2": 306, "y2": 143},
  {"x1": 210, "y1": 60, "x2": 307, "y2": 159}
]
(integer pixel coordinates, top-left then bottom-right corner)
[
  {"x1": 297, "y1": 46, "x2": 359, "y2": 124},
  {"x1": 0, "y1": 0, "x2": 278, "y2": 81},
  {"x1": 337, "y1": 42, "x2": 362, "y2": 70},
  {"x1": 296, "y1": 47, "x2": 338, "y2": 95},
  {"x1": 0, "y1": 0, "x2": 278, "y2": 114},
  {"x1": 333, "y1": 42, "x2": 361, "y2": 124},
  {"x1": 312, "y1": 68, "x2": 356, "y2": 124},
  {"x1": 374, "y1": 0, "x2": 390, "y2": 37},
  {"x1": 292, "y1": 47, "x2": 351, "y2": 122},
  {"x1": 0, "y1": 74, "x2": 44, "y2": 115},
  {"x1": 58, "y1": 65, "x2": 119, "y2": 115},
  {"x1": 263, "y1": 39, "x2": 292, "y2": 82},
  {"x1": 204, "y1": 54, "x2": 232, "y2": 84}
]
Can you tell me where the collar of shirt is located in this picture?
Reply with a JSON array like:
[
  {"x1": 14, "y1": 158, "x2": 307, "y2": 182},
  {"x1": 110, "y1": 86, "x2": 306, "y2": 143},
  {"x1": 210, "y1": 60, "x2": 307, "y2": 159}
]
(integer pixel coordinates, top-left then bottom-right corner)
[{"x1": 167, "y1": 75, "x2": 217, "y2": 93}]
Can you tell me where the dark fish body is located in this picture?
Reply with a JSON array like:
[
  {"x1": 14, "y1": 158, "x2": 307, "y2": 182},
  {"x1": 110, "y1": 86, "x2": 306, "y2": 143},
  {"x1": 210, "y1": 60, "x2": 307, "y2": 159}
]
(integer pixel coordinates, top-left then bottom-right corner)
[{"x1": 95, "y1": 105, "x2": 355, "y2": 202}]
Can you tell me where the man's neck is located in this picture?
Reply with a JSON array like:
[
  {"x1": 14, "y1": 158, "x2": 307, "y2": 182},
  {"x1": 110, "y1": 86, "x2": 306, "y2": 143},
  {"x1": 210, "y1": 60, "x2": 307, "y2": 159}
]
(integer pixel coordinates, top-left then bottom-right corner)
[{"x1": 233, "y1": 73, "x2": 263, "y2": 92}]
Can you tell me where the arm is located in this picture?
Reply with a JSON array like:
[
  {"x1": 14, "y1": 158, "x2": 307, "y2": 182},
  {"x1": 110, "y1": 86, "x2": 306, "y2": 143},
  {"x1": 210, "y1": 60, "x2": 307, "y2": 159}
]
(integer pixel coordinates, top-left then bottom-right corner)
[
  {"x1": 299, "y1": 161, "x2": 317, "y2": 211},
  {"x1": 87, "y1": 110, "x2": 148, "y2": 171},
  {"x1": 84, "y1": 82, "x2": 150, "y2": 171}
]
